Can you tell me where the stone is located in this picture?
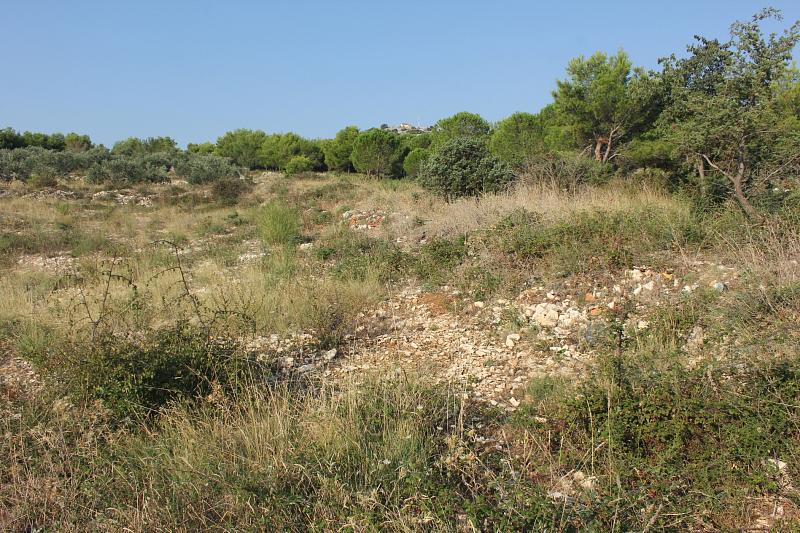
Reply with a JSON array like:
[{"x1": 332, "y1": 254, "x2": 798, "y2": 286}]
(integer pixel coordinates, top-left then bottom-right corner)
[{"x1": 323, "y1": 348, "x2": 338, "y2": 361}]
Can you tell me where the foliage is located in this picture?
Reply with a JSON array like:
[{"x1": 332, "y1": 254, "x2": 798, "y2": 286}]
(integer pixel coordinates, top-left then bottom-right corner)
[
  {"x1": 173, "y1": 152, "x2": 240, "y2": 184},
  {"x1": 553, "y1": 50, "x2": 661, "y2": 163},
  {"x1": 215, "y1": 129, "x2": 267, "y2": 169},
  {"x1": 659, "y1": 8, "x2": 800, "y2": 218},
  {"x1": 418, "y1": 137, "x2": 515, "y2": 198},
  {"x1": 351, "y1": 128, "x2": 402, "y2": 177},
  {"x1": 64, "y1": 133, "x2": 93, "y2": 152},
  {"x1": 0, "y1": 127, "x2": 24, "y2": 149},
  {"x1": 186, "y1": 142, "x2": 215, "y2": 154},
  {"x1": 112, "y1": 136, "x2": 178, "y2": 156},
  {"x1": 430, "y1": 111, "x2": 491, "y2": 148},
  {"x1": 51, "y1": 326, "x2": 247, "y2": 421},
  {"x1": 402, "y1": 147, "x2": 429, "y2": 178},
  {"x1": 21, "y1": 131, "x2": 66, "y2": 151},
  {"x1": 86, "y1": 155, "x2": 169, "y2": 185},
  {"x1": 259, "y1": 132, "x2": 325, "y2": 171},
  {"x1": 323, "y1": 126, "x2": 359, "y2": 172},
  {"x1": 489, "y1": 111, "x2": 551, "y2": 169},
  {"x1": 284, "y1": 155, "x2": 313, "y2": 176}
]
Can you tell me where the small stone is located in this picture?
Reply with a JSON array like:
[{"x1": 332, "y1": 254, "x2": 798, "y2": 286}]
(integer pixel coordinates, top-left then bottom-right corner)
[
  {"x1": 323, "y1": 348, "x2": 338, "y2": 361},
  {"x1": 473, "y1": 301, "x2": 485, "y2": 309},
  {"x1": 299, "y1": 242, "x2": 314, "y2": 251},
  {"x1": 584, "y1": 292, "x2": 596, "y2": 302},
  {"x1": 712, "y1": 281, "x2": 728, "y2": 292}
]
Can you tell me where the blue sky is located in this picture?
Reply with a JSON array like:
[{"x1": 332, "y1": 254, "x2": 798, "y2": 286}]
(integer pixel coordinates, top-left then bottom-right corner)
[{"x1": 2, "y1": 1, "x2": 799, "y2": 147}]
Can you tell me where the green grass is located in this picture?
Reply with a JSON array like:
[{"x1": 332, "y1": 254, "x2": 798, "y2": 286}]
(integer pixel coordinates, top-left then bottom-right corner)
[{"x1": 258, "y1": 200, "x2": 301, "y2": 247}]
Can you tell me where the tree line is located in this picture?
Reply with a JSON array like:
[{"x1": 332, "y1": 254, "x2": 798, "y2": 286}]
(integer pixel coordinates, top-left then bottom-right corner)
[{"x1": 2, "y1": 9, "x2": 798, "y2": 216}]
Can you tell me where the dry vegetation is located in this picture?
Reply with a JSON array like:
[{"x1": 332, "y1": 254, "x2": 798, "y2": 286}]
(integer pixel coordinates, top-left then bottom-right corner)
[{"x1": 2, "y1": 170, "x2": 800, "y2": 531}]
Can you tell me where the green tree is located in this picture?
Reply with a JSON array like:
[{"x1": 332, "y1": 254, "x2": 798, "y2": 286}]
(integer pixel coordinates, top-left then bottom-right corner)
[
  {"x1": 215, "y1": 129, "x2": 267, "y2": 169},
  {"x1": 418, "y1": 138, "x2": 514, "y2": 199},
  {"x1": 489, "y1": 112, "x2": 552, "y2": 169},
  {"x1": 323, "y1": 126, "x2": 359, "y2": 172},
  {"x1": 351, "y1": 129, "x2": 401, "y2": 177},
  {"x1": 660, "y1": 8, "x2": 800, "y2": 218},
  {"x1": 187, "y1": 142, "x2": 216, "y2": 154},
  {"x1": 64, "y1": 133, "x2": 92, "y2": 152},
  {"x1": 259, "y1": 133, "x2": 325, "y2": 171},
  {"x1": 430, "y1": 112, "x2": 491, "y2": 148},
  {"x1": 553, "y1": 50, "x2": 660, "y2": 163},
  {"x1": 22, "y1": 131, "x2": 65, "y2": 151},
  {"x1": 0, "y1": 128, "x2": 24, "y2": 149},
  {"x1": 402, "y1": 148, "x2": 429, "y2": 178}
]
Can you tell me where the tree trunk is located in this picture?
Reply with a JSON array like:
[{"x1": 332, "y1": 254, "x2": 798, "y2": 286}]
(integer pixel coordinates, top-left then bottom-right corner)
[
  {"x1": 731, "y1": 170, "x2": 761, "y2": 221},
  {"x1": 602, "y1": 136, "x2": 613, "y2": 164},
  {"x1": 594, "y1": 139, "x2": 604, "y2": 161}
]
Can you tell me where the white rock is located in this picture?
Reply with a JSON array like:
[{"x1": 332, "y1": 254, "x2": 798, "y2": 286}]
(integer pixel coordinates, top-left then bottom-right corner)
[
  {"x1": 473, "y1": 301, "x2": 485, "y2": 309},
  {"x1": 323, "y1": 348, "x2": 338, "y2": 361}
]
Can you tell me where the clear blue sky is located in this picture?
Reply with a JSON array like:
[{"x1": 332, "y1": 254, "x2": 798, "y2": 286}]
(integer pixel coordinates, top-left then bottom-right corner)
[{"x1": 2, "y1": 1, "x2": 798, "y2": 147}]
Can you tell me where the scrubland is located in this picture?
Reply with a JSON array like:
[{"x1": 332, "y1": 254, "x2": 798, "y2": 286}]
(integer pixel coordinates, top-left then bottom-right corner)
[{"x1": 2, "y1": 168, "x2": 799, "y2": 532}]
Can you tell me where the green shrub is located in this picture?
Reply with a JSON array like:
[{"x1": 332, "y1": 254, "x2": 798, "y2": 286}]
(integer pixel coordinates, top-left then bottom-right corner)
[
  {"x1": 284, "y1": 155, "x2": 313, "y2": 176},
  {"x1": 418, "y1": 138, "x2": 515, "y2": 199},
  {"x1": 87, "y1": 155, "x2": 169, "y2": 185},
  {"x1": 412, "y1": 237, "x2": 467, "y2": 285},
  {"x1": 173, "y1": 152, "x2": 240, "y2": 184},
  {"x1": 259, "y1": 201, "x2": 301, "y2": 246}
]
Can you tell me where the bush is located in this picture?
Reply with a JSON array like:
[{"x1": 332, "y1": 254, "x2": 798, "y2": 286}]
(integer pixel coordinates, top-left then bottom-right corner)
[
  {"x1": 402, "y1": 147, "x2": 429, "y2": 178},
  {"x1": 259, "y1": 201, "x2": 301, "y2": 246},
  {"x1": 86, "y1": 155, "x2": 169, "y2": 185},
  {"x1": 284, "y1": 155, "x2": 313, "y2": 176},
  {"x1": 173, "y1": 153, "x2": 240, "y2": 184},
  {"x1": 418, "y1": 138, "x2": 515, "y2": 199},
  {"x1": 211, "y1": 177, "x2": 252, "y2": 205},
  {"x1": 523, "y1": 152, "x2": 612, "y2": 189},
  {"x1": 49, "y1": 326, "x2": 248, "y2": 421}
]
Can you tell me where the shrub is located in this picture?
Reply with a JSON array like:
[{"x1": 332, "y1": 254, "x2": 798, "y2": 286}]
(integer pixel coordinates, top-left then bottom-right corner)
[
  {"x1": 259, "y1": 201, "x2": 301, "y2": 246},
  {"x1": 64, "y1": 132, "x2": 93, "y2": 152},
  {"x1": 402, "y1": 147, "x2": 429, "y2": 178},
  {"x1": 211, "y1": 177, "x2": 252, "y2": 205},
  {"x1": 351, "y1": 129, "x2": 402, "y2": 177},
  {"x1": 418, "y1": 138, "x2": 515, "y2": 199},
  {"x1": 284, "y1": 155, "x2": 313, "y2": 176},
  {"x1": 173, "y1": 152, "x2": 240, "y2": 184},
  {"x1": 523, "y1": 152, "x2": 612, "y2": 189},
  {"x1": 49, "y1": 326, "x2": 249, "y2": 421},
  {"x1": 86, "y1": 155, "x2": 169, "y2": 185}
]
